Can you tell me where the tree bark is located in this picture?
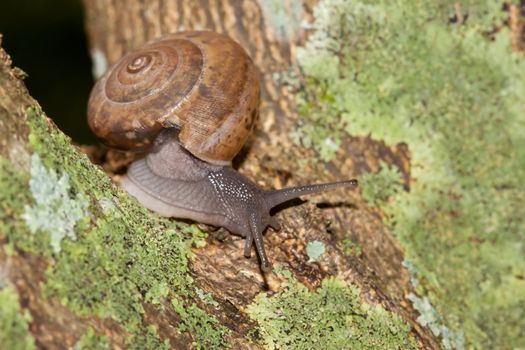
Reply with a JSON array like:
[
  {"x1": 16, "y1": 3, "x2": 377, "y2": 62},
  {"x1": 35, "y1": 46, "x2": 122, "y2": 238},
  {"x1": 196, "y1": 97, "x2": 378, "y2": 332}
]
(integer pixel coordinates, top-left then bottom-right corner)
[{"x1": 0, "y1": 1, "x2": 444, "y2": 349}]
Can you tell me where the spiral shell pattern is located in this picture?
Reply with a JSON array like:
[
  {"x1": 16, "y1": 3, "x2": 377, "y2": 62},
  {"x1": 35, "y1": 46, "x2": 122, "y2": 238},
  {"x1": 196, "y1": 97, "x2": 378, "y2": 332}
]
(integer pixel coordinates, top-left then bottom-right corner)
[{"x1": 87, "y1": 31, "x2": 260, "y2": 164}]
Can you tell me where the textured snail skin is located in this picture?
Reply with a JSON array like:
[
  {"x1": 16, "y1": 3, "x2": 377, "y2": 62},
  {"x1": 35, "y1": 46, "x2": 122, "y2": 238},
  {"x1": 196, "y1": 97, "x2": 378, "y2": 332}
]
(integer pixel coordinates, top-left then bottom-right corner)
[
  {"x1": 87, "y1": 31, "x2": 358, "y2": 271},
  {"x1": 121, "y1": 131, "x2": 358, "y2": 271}
]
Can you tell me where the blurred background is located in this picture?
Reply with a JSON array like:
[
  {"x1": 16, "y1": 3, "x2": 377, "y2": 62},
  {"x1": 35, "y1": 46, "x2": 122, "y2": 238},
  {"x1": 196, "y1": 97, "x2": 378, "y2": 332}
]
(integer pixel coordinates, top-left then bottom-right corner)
[{"x1": 0, "y1": 0, "x2": 95, "y2": 143}]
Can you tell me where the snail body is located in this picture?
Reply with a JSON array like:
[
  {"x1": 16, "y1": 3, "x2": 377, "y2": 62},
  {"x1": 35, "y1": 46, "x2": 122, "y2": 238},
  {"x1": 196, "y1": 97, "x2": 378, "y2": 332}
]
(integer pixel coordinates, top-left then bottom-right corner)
[{"x1": 88, "y1": 31, "x2": 357, "y2": 271}]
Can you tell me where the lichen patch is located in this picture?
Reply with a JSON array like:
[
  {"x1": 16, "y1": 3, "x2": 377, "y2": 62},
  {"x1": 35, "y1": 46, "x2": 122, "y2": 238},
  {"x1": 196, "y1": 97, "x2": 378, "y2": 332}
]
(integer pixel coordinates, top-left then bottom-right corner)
[{"x1": 22, "y1": 153, "x2": 89, "y2": 253}]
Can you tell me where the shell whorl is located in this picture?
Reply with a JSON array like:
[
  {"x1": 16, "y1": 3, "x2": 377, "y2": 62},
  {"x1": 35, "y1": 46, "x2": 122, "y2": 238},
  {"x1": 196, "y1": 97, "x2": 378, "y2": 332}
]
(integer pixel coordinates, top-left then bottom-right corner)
[{"x1": 87, "y1": 31, "x2": 260, "y2": 164}]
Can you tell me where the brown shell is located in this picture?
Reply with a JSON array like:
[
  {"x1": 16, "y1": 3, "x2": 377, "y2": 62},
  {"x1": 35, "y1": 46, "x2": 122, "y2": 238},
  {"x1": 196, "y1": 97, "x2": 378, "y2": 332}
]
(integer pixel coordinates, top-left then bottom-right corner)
[{"x1": 87, "y1": 31, "x2": 260, "y2": 165}]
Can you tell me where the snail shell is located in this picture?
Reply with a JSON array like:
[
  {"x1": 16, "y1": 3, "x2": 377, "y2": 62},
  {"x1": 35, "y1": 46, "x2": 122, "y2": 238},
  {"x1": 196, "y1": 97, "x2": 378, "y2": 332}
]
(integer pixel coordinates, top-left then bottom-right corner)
[{"x1": 87, "y1": 31, "x2": 260, "y2": 165}]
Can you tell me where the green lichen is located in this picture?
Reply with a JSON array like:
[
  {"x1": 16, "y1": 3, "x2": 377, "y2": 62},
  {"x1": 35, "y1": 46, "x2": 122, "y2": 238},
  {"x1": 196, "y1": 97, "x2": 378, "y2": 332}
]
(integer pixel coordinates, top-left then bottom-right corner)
[
  {"x1": 358, "y1": 161, "x2": 403, "y2": 206},
  {"x1": 0, "y1": 107, "x2": 229, "y2": 348},
  {"x1": 294, "y1": 0, "x2": 525, "y2": 348},
  {"x1": 44, "y1": 217, "x2": 194, "y2": 329},
  {"x1": 125, "y1": 325, "x2": 170, "y2": 350},
  {"x1": 171, "y1": 298, "x2": 229, "y2": 350},
  {"x1": 0, "y1": 286, "x2": 36, "y2": 350},
  {"x1": 0, "y1": 158, "x2": 32, "y2": 251},
  {"x1": 22, "y1": 153, "x2": 89, "y2": 253},
  {"x1": 247, "y1": 268, "x2": 416, "y2": 350},
  {"x1": 196, "y1": 288, "x2": 220, "y2": 308},
  {"x1": 342, "y1": 237, "x2": 362, "y2": 257},
  {"x1": 305, "y1": 240, "x2": 325, "y2": 263},
  {"x1": 74, "y1": 327, "x2": 111, "y2": 350}
]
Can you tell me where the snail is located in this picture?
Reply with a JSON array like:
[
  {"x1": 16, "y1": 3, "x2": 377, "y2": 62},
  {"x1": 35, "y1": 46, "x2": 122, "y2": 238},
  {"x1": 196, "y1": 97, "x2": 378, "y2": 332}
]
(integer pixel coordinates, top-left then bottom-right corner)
[{"x1": 87, "y1": 31, "x2": 358, "y2": 271}]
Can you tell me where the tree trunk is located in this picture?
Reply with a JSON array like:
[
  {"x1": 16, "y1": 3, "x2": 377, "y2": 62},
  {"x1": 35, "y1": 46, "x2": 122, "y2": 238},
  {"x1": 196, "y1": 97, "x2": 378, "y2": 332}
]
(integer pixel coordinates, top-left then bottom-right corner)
[{"x1": 0, "y1": 1, "x2": 443, "y2": 349}]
